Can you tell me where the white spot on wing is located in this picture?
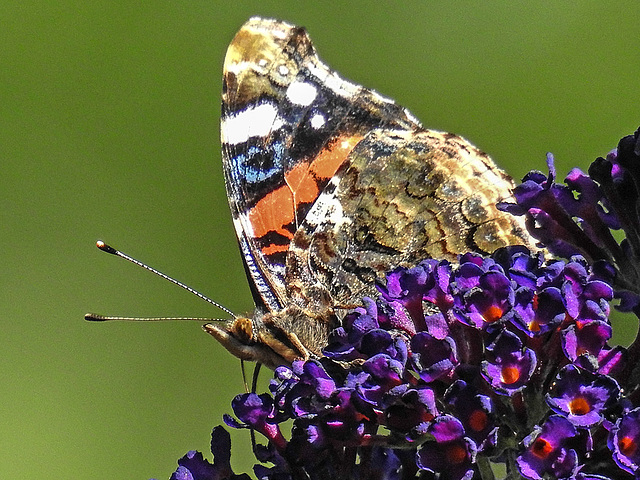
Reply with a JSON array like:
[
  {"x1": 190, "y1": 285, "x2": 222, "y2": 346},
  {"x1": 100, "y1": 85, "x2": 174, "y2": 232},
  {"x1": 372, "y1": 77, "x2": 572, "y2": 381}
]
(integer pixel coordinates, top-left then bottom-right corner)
[
  {"x1": 309, "y1": 112, "x2": 326, "y2": 129},
  {"x1": 304, "y1": 176, "x2": 346, "y2": 229},
  {"x1": 286, "y1": 81, "x2": 318, "y2": 106},
  {"x1": 222, "y1": 102, "x2": 284, "y2": 145},
  {"x1": 307, "y1": 63, "x2": 361, "y2": 98},
  {"x1": 277, "y1": 64, "x2": 289, "y2": 77}
]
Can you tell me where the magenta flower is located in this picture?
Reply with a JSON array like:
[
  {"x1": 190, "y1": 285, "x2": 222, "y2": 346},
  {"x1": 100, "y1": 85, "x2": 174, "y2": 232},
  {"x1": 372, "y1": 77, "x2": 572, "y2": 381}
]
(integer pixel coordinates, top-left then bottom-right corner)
[
  {"x1": 159, "y1": 427, "x2": 249, "y2": 480},
  {"x1": 609, "y1": 407, "x2": 640, "y2": 475},
  {"x1": 452, "y1": 265, "x2": 515, "y2": 329},
  {"x1": 500, "y1": 127, "x2": 640, "y2": 315},
  {"x1": 546, "y1": 364, "x2": 620, "y2": 427},
  {"x1": 444, "y1": 380, "x2": 497, "y2": 451},
  {"x1": 411, "y1": 332, "x2": 459, "y2": 382},
  {"x1": 417, "y1": 415, "x2": 477, "y2": 480},
  {"x1": 561, "y1": 320, "x2": 612, "y2": 362},
  {"x1": 516, "y1": 415, "x2": 578, "y2": 480},
  {"x1": 481, "y1": 330, "x2": 537, "y2": 395},
  {"x1": 186, "y1": 245, "x2": 631, "y2": 479}
]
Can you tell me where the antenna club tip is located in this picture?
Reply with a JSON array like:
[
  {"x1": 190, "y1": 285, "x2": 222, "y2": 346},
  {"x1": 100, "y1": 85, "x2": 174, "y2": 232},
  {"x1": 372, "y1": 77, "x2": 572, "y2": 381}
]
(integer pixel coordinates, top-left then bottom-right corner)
[
  {"x1": 85, "y1": 313, "x2": 105, "y2": 321},
  {"x1": 95, "y1": 241, "x2": 118, "y2": 255}
]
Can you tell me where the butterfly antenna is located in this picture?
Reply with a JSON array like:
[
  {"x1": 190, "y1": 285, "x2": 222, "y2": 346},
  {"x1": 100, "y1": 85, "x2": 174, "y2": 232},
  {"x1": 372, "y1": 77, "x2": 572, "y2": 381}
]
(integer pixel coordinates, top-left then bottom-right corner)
[{"x1": 87, "y1": 240, "x2": 236, "y2": 318}]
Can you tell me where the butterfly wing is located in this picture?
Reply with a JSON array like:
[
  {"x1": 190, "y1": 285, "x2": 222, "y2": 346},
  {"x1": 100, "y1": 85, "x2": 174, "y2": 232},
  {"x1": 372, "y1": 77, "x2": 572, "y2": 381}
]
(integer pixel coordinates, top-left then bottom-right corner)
[
  {"x1": 285, "y1": 128, "x2": 536, "y2": 309},
  {"x1": 220, "y1": 17, "x2": 421, "y2": 313}
]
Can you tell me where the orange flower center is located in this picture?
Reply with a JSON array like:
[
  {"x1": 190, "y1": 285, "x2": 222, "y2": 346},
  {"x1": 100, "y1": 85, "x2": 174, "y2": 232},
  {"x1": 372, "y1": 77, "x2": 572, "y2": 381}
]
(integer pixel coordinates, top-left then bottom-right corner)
[
  {"x1": 483, "y1": 305, "x2": 503, "y2": 323},
  {"x1": 619, "y1": 436, "x2": 638, "y2": 457},
  {"x1": 568, "y1": 397, "x2": 591, "y2": 416},
  {"x1": 531, "y1": 437, "x2": 553, "y2": 459},
  {"x1": 528, "y1": 320, "x2": 541, "y2": 332},
  {"x1": 445, "y1": 444, "x2": 468, "y2": 464},
  {"x1": 468, "y1": 410, "x2": 488, "y2": 432},
  {"x1": 501, "y1": 365, "x2": 520, "y2": 385}
]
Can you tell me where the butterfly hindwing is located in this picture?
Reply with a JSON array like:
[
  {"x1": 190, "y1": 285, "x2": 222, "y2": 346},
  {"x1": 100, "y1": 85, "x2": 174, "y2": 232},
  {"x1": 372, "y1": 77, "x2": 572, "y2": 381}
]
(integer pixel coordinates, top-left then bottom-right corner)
[{"x1": 286, "y1": 128, "x2": 535, "y2": 309}]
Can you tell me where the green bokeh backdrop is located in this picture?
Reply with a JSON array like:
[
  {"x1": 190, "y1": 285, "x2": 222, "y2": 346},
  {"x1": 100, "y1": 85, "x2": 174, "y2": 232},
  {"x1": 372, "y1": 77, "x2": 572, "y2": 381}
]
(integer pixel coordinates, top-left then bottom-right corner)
[{"x1": 2, "y1": 2, "x2": 638, "y2": 478}]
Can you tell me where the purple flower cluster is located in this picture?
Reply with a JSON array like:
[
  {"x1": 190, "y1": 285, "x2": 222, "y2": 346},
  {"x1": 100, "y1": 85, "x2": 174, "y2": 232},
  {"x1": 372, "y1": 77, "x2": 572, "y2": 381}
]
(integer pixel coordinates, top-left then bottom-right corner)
[
  {"x1": 158, "y1": 427, "x2": 250, "y2": 480},
  {"x1": 169, "y1": 247, "x2": 636, "y2": 479},
  {"x1": 163, "y1": 128, "x2": 640, "y2": 480},
  {"x1": 499, "y1": 127, "x2": 640, "y2": 318}
]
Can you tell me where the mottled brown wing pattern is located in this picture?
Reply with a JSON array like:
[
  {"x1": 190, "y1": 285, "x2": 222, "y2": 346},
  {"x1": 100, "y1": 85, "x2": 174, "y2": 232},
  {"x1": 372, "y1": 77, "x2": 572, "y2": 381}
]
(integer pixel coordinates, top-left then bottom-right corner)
[{"x1": 286, "y1": 129, "x2": 536, "y2": 310}]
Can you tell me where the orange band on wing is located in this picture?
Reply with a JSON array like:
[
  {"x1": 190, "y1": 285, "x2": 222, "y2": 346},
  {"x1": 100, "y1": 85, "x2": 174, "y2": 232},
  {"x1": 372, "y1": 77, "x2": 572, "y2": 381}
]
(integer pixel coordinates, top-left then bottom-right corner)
[
  {"x1": 248, "y1": 134, "x2": 364, "y2": 242},
  {"x1": 261, "y1": 242, "x2": 291, "y2": 256},
  {"x1": 248, "y1": 185, "x2": 297, "y2": 239},
  {"x1": 287, "y1": 134, "x2": 363, "y2": 203}
]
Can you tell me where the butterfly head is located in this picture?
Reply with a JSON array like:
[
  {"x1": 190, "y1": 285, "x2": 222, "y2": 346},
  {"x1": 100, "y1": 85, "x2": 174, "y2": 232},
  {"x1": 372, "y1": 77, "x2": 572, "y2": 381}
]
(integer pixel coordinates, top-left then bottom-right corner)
[{"x1": 203, "y1": 304, "x2": 337, "y2": 370}]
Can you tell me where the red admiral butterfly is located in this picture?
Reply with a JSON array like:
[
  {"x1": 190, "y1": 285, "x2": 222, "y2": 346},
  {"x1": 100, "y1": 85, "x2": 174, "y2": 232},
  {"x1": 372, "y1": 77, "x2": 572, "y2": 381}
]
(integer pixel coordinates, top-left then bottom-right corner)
[{"x1": 202, "y1": 17, "x2": 536, "y2": 369}]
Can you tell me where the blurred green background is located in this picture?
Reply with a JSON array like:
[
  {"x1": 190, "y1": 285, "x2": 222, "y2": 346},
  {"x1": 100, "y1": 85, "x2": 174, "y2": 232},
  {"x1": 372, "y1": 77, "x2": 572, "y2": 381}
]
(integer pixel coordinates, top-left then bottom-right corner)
[{"x1": 2, "y1": 1, "x2": 638, "y2": 478}]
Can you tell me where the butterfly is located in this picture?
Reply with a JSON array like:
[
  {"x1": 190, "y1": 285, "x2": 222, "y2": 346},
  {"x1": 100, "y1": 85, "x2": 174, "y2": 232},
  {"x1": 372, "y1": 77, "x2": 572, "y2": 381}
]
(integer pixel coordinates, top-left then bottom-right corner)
[{"x1": 202, "y1": 17, "x2": 536, "y2": 369}]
